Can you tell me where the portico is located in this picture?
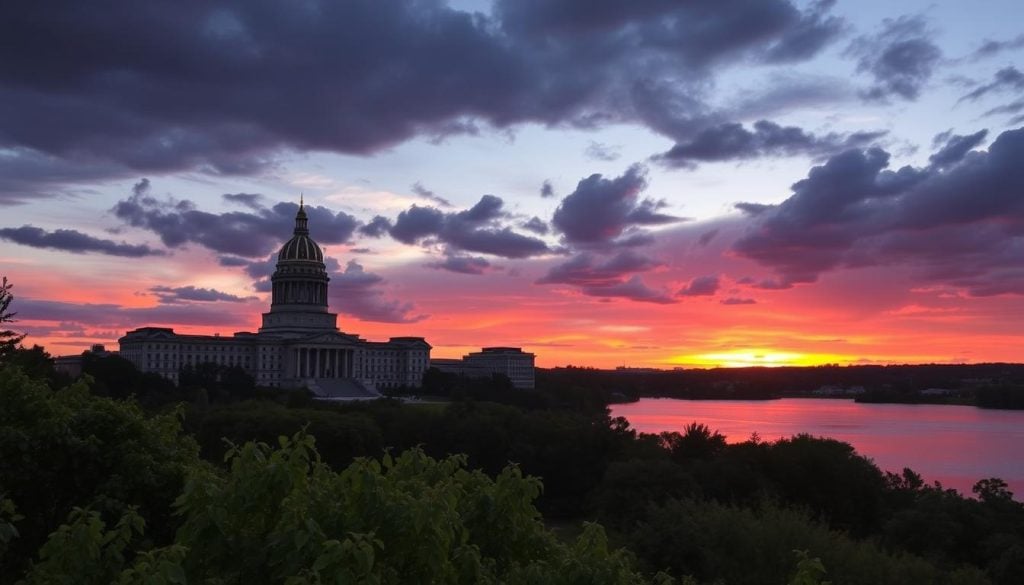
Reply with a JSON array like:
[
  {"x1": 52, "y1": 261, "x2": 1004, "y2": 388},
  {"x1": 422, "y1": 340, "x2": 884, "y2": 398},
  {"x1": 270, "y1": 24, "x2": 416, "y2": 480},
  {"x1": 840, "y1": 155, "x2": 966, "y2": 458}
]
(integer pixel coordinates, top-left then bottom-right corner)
[{"x1": 292, "y1": 346, "x2": 356, "y2": 379}]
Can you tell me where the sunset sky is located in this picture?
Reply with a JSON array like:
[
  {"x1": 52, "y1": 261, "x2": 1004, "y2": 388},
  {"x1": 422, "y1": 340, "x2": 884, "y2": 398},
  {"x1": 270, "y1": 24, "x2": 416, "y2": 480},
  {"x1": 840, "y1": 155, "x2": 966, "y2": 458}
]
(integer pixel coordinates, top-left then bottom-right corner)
[{"x1": 2, "y1": 0, "x2": 1023, "y2": 368}]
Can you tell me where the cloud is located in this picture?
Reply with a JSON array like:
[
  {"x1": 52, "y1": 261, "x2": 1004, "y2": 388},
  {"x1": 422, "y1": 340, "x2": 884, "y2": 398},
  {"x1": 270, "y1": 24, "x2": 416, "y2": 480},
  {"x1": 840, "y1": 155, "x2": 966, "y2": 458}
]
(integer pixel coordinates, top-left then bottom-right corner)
[
  {"x1": 429, "y1": 254, "x2": 493, "y2": 275},
  {"x1": 697, "y1": 229, "x2": 719, "y2": 246},
  {"x1": 222, "y1": 192, "x2": 265, "y2": 210},
  {"x1": 959, "y1": 66, "x2": 1024, "y2": 102},
  {"x1": 389, "y1": 205, "x2": 447, "y2": 244},
  {"x1": 678, "y1": 275, "x2": 720, "y2": 296},
  {"x1": 217, "y1": 255, "x2": 251, "y2": 267},
  {"x1": 928, "y1": 130, "x2": 987, "y2": 167},
  {"x1": 721, "y1": 297, "x2": 757, "y2": 305},
  {"x1": 150, "y1": 285, "x2": 255, "y2": 304},
  {"x1": 656, "y1": 120, "x2": 885, "y2": 168},
  {"x1": 580, "y1": 275, "x2": 676, "y2": 304},
  {"x1": 411, "y1": 182, "x2": 452, "y2": 207},
  {"x1": 536, "y1": 250, "x2": 674, "y2": 303},
  {"x1": 387, "y1": 195, "x2": 549, "y2": 258},
  {"x1": 537, "y1": 250, "x2": 663, "y2": 286},
  {"x1": 732, "y1": 126, "x2": 1024, "y2": 296},
  {"x1": 16, "y1": 298, "x2": 249, "y2": 330},
  {"x1": 847, "y1": 15, "x2": 941, "y2": 101},
  {"x1": 329, "y1": 260, "x2": 425, "y2": 323},
  {"x1": 540, "y1": 180, "x2": 555, "y2": 198},
  {"x1": 112, "y1": 185, "x2": 359, "y2": 257},
  {"x1": 0, "y1": 225, "x2": 165, "y2": 257},
  {"x1": 972, "y1": 35, "x2": 1024, "y2": 60},
  {"x1": 0, "y1": 0, "x2": 844, "y2": 197},
  {"x1": 521, "y1": 216, "x2": 549, "y2": 235},
  {"x1": 358, "y1": 215, "x2": 394, "y2": 238},
  {"x1": 584, "y1": 141, "x2": 621, "y2": 161},
  {"x1": 552, "y1": 164, "x2": 682, "y2": 246},
  {"x1": 762, "y1": 0, "x2": 846, "y2": 63}
]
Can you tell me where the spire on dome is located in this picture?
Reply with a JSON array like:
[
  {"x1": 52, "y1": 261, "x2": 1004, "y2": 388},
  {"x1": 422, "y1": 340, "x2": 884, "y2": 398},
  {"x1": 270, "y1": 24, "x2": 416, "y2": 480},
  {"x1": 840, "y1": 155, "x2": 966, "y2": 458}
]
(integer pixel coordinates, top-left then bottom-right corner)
[{"x1": 294, "y1": 195, "x2": 309, "y2": 235}]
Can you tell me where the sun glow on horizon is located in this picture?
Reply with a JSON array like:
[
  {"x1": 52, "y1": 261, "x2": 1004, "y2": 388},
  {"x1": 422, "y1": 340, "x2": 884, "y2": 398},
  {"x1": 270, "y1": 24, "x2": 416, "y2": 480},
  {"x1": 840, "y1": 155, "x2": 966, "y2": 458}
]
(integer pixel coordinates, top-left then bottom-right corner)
[{"x1": 669, "y1": 349, "x2": 855, "y2": 368}]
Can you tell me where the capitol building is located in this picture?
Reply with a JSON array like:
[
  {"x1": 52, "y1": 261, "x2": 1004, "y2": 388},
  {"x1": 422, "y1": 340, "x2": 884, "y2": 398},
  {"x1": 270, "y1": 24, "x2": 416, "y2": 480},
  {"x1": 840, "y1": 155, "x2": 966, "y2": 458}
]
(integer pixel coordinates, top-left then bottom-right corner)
[{"x1": 119, "y1": 201, "x2": 431, "y2": 398}]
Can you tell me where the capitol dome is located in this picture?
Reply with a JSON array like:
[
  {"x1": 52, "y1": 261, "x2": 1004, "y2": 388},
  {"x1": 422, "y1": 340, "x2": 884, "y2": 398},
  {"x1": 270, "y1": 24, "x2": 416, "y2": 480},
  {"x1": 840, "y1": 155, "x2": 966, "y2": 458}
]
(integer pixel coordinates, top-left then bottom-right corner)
[{"x1": 277, "y1": 201, "x2": 324, "y2": 262}]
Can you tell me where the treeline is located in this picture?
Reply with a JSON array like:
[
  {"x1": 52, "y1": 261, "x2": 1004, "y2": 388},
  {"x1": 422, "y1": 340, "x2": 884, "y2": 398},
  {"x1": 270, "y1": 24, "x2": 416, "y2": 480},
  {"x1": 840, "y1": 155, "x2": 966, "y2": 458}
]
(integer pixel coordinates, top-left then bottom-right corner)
[
  {"x1": 540, "y1": 363, "x2": 1024, "y2": 407},
  {"x1": 2, "y1": 352, "x2": 1023, "y2": 583}
]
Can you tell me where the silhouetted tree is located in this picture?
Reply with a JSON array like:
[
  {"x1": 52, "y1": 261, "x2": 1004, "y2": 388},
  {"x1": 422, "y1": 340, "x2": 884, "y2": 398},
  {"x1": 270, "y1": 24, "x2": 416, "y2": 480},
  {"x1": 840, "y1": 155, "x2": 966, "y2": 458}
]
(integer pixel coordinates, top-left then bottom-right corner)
[{"x1": 0, "y1": 276, "x2": 25, "y2": 361}]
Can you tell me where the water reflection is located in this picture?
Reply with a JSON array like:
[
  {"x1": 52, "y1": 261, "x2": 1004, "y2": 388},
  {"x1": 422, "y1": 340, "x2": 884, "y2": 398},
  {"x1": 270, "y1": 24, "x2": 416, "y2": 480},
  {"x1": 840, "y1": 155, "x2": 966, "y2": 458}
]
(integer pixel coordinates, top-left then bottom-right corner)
[{"x1": 611, "y1": 398, "x2": 1024, "y2": 497}]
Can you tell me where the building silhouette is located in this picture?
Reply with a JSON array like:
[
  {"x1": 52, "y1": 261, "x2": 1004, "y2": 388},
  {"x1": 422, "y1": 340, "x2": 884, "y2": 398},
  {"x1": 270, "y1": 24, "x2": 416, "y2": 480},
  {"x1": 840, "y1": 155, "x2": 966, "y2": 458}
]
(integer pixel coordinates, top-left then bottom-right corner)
[{"x1": 119, "y1": 201, "x2": 430, "y2": 398}]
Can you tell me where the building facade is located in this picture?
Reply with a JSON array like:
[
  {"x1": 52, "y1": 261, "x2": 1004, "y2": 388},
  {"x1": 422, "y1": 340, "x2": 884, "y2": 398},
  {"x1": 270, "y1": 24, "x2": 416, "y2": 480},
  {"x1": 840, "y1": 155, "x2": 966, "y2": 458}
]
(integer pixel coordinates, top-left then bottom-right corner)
[
  {"x1": 119, "y1": 202, "x2": 430, "y2": 397},
  {"x1": 431, "y1": 347, "x2": 536, "y2": 389}
]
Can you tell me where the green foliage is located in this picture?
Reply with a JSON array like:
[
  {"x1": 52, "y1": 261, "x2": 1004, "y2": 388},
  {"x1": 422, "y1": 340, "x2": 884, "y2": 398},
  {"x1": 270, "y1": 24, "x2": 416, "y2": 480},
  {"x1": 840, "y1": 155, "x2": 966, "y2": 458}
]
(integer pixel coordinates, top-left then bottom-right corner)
[
  {"x1": 24, "y1": 433, "x2": 659, "y2": 584},
  {"x1": 628, "y1": 499, "x2": 990, "y2": 585},
  {"x1": 659, "y1": 423, "x2": 728, "y2": 462},
  {"x1": 0, "y1": 346, "x2": 63, "y2": 387},
  {"x1": 0, "y1": 497, "x2": 22, "y2": 561},
  {"x1": 0, "y1": 367, "x2": 201, "y2": 581},
  {"x1": 0, "y1": 276, "x2": 25, "y2": 361},
  {"x1": 788, "y1": 550, "x2": 831, "y2": 585}
]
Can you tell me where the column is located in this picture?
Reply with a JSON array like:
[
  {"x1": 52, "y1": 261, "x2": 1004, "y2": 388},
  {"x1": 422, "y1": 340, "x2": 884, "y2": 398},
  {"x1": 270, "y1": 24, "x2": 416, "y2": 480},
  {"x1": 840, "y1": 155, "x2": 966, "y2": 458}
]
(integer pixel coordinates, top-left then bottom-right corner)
[
  {"x1": 334, "y1": 349, "x2": 340, "y2": 378},
  {"x1": 295, "y1": 348, "x2": 300, "y2": 377}
]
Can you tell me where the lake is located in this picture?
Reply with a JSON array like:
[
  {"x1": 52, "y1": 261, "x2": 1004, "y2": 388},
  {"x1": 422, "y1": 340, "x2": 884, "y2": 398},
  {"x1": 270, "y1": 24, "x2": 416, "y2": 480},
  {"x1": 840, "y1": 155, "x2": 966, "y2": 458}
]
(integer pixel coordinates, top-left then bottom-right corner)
[{"x1": 610, "y1": 398, "x2": 1024, "y2": 497}]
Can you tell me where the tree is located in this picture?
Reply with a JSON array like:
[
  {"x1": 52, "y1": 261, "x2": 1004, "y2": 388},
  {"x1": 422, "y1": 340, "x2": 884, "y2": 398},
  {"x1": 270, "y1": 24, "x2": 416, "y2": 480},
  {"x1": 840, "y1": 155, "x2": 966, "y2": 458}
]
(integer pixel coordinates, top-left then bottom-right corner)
[
  {"x1": 0, "y1": 367, "x2": 202, "y2": 581},
  {"x1": 20, "y1": 433, "x2": 664, "y2": 585},
  {"x1": 0, "y1": 276, "x2": 25, "y2": 361}
]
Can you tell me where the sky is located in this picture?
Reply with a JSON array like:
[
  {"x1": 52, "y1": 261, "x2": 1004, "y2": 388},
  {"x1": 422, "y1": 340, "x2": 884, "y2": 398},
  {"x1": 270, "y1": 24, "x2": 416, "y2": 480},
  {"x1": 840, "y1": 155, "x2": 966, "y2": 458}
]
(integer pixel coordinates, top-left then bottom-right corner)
[{"x1": 2, "y1": 0, "x2": 1023, "y2": 368}]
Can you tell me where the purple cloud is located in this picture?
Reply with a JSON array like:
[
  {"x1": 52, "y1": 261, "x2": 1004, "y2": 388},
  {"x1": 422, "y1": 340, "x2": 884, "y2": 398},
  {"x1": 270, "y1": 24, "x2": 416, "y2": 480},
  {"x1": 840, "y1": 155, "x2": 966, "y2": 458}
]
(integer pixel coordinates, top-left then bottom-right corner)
[{"x1": 0, "y1": 225, "x2": 165, "y2": 257}]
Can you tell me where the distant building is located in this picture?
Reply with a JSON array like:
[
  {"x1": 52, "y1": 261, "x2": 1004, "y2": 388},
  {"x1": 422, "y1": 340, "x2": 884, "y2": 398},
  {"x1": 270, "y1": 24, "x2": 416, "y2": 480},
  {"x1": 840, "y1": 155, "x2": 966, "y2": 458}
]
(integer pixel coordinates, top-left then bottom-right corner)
[
  {"x1": 432, "y1": 347, "x2": 536, "y2": 389},
  {"x1": 54, "y1": 344, "x2": 114, "y2": 378},
  {"x1": 118, "y1": 201, "x2": 431, "y2": 399}
]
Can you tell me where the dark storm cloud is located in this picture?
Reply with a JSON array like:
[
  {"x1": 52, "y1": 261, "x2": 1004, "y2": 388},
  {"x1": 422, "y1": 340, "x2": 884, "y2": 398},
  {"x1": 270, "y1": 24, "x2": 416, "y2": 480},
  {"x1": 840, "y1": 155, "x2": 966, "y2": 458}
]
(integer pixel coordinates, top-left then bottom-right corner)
[
  {"x1": 552, "y1": 165, "x2": 682, "y2": 246},
  {"x1": 411, "y1": 182, "x2": 452, "y2": 207},
  {"x1": 329, "y1": 260, "x2": 425, "y2": 323},
  {"x1": 656, "y1": 120, "x2": 885, "y2": 168},
  {"x1": 112, "y1": 188, "x2": 359, "y2": 257},
  {"x1": 429, "y1": 254, "x2": 493, "y2": 275},
  {"x1": 358, "y1": 215, "x2": 393, "y2": 238},
  {"x1": 733, "y1": 126, "x2": 1024, "y2": 295},
  {"x1": 150, "y1": 285, "x2": 255, "y2": 304},
  {"x1": 678, "y1": 275, "x2": 720, "y2": 297},
  {"x1": 929, "y1": 130, "x2": 987, "y2": 167},
  {"x1": 0, "y1": 0, "x2": 845, "y2": 198},
  {"x1": 847, "y1": 15, "x2": 941, "y2": 101},
  {"x1": 0, "y1": 225, "x2": 165, "y2": 257},
  {"x1": 959, "y1": 66, "x2": 1024, "y2": 102},
  {"x1": 388, "y1": 195, "x2": 548, "y2": 259}
]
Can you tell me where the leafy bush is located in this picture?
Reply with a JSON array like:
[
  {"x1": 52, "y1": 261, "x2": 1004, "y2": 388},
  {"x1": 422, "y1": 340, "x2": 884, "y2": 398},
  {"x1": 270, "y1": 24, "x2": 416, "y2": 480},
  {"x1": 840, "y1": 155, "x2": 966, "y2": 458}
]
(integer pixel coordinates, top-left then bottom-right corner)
[{"x1": 21, "y1": 433, "x2": 664, "y2": 585}]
